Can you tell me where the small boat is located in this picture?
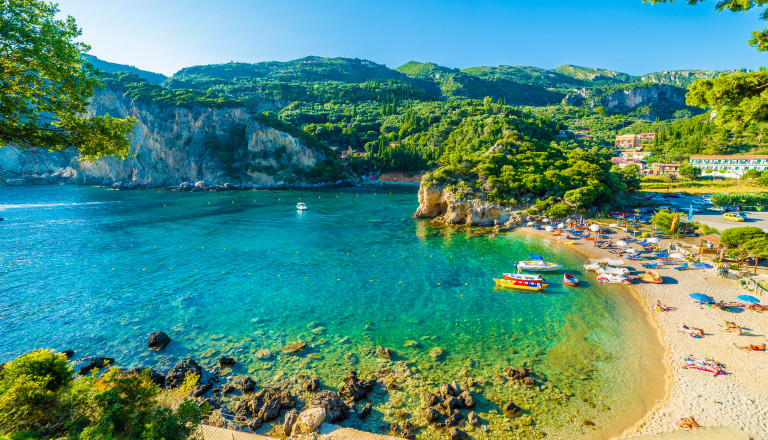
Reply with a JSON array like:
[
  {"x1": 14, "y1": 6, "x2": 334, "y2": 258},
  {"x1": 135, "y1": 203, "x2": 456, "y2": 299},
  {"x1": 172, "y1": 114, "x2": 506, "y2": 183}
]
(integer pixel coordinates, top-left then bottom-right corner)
[
  {"x1": 516, "y1": 260, "x2": 562, "y2": 272},
  {"x1": 638, "y1": 270, "x2": 662, "y2": 284},
  {"x1": 494, "y1": 277, "x2": 548, "y2": 291},
  {"x1": 597, "y1": 266, "x2": 630, "y2": 275},
  {"x1": 597, "y1": 272, "x2": 632, "y2": 285},
  {"x1": 583, "y1": 258, "x2": 624, "y2": 271},
  {"x1": 503, "y1": 273, "x2": 543, "y2": 282},
  {"x1": 552, "y1": 229, "x2": 563, "y2": 236},
  {"x1": 296, "y1": 202, "x2": 308, "y2": 211},
  {"x1": 563, "y1": 273, "x2": 580, "y2": 287}
]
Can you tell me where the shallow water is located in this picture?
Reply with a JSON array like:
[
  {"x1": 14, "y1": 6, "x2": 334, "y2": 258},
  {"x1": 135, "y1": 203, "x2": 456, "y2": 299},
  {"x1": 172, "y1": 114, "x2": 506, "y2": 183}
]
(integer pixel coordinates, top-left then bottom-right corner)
[{"x1": 0, "y1": 185, "x2": 662, "y2": 439}]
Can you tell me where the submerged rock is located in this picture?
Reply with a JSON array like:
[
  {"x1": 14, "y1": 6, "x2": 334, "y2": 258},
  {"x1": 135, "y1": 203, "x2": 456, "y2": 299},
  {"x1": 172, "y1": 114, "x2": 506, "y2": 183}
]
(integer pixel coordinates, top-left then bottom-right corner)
[
  {"x1": 423, "y1": 407, "x2": 440, "y2": 422},
  {"x1": 339, "y1": 370, "x2": 375, "y2": 402},
  {"x1": 78, "y1": 357, "x2": 115, "y2": 376},
  {"x1": 376, "y1": 347, "x2": 391, "y2": 358},
  {"x1": 358, "y1": 403, "x2": 372, "y2": 419},
  {"x1": 148, "y1": 331, "x2": 171, "y2": 350},
  {"x1": 192, "y1": 382, "x2": 212, "y2": 397},
  {"x1": 231, "y1": 375, "x2": 256, "y2": 393},
  {"x1": 254, "y1": 349, "x2": 272, "y2": 360},
  {"x1": 449, "y1": 427, "x2": 469, "y2": 440},
  {"x1": 282, "y1": 342, "x2": 307, "y2": 354},
  {"x1": 61, "y1": 350, "x2": 75, "y2": 358},
  {"x1": 504, "y1": 367, "x2": 528, "y2": 379},
  {"x1": 467, "y1": 411, "x2": 481, "y2": 425},
  {"x1": 503, "y1": 401, "x2": 522, "y2": 418},
  {"x1": 218, "y1": 356, "x2": 236, "y2": 366},
  {"x1": 457, "y1": 390, "x2": 475, "y2": 408},
  {"x1": 303, "y1": 376, "x2": 320, "y2": 391}
]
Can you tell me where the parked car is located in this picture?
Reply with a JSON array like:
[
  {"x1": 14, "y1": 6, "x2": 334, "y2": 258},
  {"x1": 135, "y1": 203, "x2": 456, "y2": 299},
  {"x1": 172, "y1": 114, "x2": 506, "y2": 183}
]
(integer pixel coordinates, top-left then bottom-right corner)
[
  {"x1": 668, "y1": 193, "x2": 685, "y2": 198},
  {"x1": 723, "y1": 212, "x2": 745, "y2": 222},
  {"x1": 707, "y1": 206, "x2": 725, "y2": 212}
]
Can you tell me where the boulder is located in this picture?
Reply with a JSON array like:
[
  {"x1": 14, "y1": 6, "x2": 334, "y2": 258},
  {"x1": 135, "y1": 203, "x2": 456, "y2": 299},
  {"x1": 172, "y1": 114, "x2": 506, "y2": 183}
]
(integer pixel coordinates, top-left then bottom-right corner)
[
  {"x1": 376, "y1": 347, "x2": 391, "y2": 358},
  {"x1": 449, "y1": 427, "x2": 469, "y2": 440},
  {"x1": 437, "y1": 383, "x2": 456, "y2": 399},
  {"x1": 246, "y1": 417, "x2": 263, "y2": 431},
  {"x1": 338, "y1": 370, "x2": 375, "y2": 402},
  {"x1": 503, "y1": 401, "x2": 522, "y2": 418},
  {"x1": 307, "y1": 390, "x2": 348, "y2": 423},
  {"x1": 148, "y1": 332, "x2": 171, "y2": 350},
  {"x1": 282, "y1": 342, "x2": 307, "y2": 354},
  {"x1": 457, "y1": 390, "x2": 475, "y2": 408},
  {"x1": 234, "y1": 400, "x2": 250, "y2": 422},
  {"x1": 504, "y1": 367, "x2": 528, "y2": 380},
  {"x1": 422, "y1": 391, "x2": 440, "y2": 407},
  {"x1": 522, "y1": 376, "x2": 536, "y2": 387},
  {"x1": 149, "y1": 370, "x2": 166, "y2": 387},
  {"x1": 444, "y1": 396, "x2": 460, "y2": 411},
  {"x1": 218, "y1": 357, "x2": 236, "y2": 366},
  {"x1": 165, "y1": 360, "x2": 201, "y2": 388},
  {"x1": 445, "y1": 411, "x2": 464, "y2": 427},
  {"x1": 423, "y1": 407, "x2": 441, "y2": 422},
  {"x1": 358, "y1": 402, "x2": 372, "y2": 419},
  {"x1": 450, "y1": 380, "x2": 462, "y2": 395},
  {"x1": 61, "y1": 350, "x2": 75, "y2": 358},
  {"x1": 282, "y1": 409, "x2": 299, "y2": 436},
  {"x1": 303, "y1": 376, "x2": 320, "y2": 391},
  {"x1": 254, "y1": 349, "x2": 272, "y2": 360},
  {"x1": 258, "y1": 398, "x2": 281, "y2": 422},
  {"x1": 293, "y1": 407, "x2": 326, "y2": 435},
  {"x1": 221, "y1": 385, "x2": 235, "y2": 394},
  {"x1": 467, "y1": 411, "x2": 481, "y2": 425},
  {"x1": 78, "y1": 357, "x2": 115, "y2": 375},
  {"x1": 192, "y1": 382, "x2": 212, "y2": 397},
  {"x1": 231, "y1": 375, "x2": 256, "y2": 393}
]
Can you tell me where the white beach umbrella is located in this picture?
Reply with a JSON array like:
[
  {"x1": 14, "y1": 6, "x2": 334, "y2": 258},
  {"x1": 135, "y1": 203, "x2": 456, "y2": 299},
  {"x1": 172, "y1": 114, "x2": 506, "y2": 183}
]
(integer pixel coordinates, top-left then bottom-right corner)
[
  {"x1": 623, "y1": 248, "x2": 638, "y2": 254},
  {"x1": 557, "y1": 223, "x2": 565, "y2": 229},
  {"x1": 647, "y1": 237, "x2": 660, "y2": 244},
  {"x1": 589, "y1": 224, "x2": 600, "y2": 232},
  {"x1": 609, "y1": 223, "x2": 619, "y2": 228},
  {"x1": 566, "y1": 218, "x2": 573, "y2": 223},
  {"x1": 670, "y1": 252, "x2": 686, "y2": 259},
  {"x1": 616, "y1": 240, "x2": 628, "y2": 247},
  {"x1": 527, "y1": 222, "x2": 535, "y2": 226},
  {"x1": 542, "y1": 218, "x2": 550, "y2": 223},
  {"x1": 545, "y1": 225, "x2": 553, "y2": 232}
]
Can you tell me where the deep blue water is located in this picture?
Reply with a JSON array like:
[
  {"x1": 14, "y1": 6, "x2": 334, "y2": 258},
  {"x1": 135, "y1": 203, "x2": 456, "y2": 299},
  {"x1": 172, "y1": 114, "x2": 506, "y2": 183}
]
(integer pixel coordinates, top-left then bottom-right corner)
[{"x1": 0, "y1": 185, "x2": 659, "y2": 439}]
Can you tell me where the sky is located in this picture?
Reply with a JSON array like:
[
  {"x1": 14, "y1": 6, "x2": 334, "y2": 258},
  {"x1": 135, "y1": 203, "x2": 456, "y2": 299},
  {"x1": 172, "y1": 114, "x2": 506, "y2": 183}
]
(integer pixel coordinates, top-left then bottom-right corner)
[{"x1": 55, "y1": 0, "x2": 766, "y2": 77}]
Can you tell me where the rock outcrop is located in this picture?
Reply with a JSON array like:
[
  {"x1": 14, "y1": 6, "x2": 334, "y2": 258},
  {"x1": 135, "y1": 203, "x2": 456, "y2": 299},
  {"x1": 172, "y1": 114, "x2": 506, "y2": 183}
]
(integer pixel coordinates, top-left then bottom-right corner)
[
  {"x1": 0, "y1": 88, "x2": 329, "y2": 189},
  {"x1": 413, "y1": 184, "x2": 529, "y2": 229}
]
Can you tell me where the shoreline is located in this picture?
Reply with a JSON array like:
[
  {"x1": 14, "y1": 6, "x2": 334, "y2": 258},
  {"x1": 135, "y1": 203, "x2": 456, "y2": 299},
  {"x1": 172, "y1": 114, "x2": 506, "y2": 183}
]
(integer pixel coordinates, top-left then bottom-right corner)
[
  {"x1": 517, "y1": 226, "x2": 768, "y2": 439},
  {"x1": 518, "y1": 227, "x2": 670, "y2": 440}
]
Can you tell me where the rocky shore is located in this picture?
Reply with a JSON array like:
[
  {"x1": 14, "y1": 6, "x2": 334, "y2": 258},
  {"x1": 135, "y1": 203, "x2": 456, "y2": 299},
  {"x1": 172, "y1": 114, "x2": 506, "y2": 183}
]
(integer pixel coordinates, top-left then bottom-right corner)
[{"x1": 413, "y1": 185, "x2": 530, "y2": 230}]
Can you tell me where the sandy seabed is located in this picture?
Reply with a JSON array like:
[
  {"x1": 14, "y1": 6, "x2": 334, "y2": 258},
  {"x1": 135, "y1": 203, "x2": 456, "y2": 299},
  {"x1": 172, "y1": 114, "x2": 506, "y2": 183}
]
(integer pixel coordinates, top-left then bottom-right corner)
[{"x1": 521, "y1": 227, "x2": 768, "y2": 439}]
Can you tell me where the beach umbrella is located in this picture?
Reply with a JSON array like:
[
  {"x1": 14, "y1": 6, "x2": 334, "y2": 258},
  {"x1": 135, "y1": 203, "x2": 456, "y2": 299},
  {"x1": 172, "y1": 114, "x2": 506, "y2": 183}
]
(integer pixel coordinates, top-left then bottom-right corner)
[
  {"x1": 689, "y1": 293, "x2": 714, "y2": 303},
  {"x1": 542, "y1": 218, "x2": 550, "y2": 223},
  {"x1": 737, "y1": 295, "x2": 761, "y2": 304},
  {"x1": 566, "y1": 218, "x2": 572, "y2": 223},
  {"x1": 647, "y1": 238, "x2": 660, "y2": 244},
  {"x1": 527, "y1": 222, "x2": 535, "y2": 226},
  {"x1": 557, "y1": 223, "x2": 565, "y2": 228},
  {"x1": 609, "y1": 223, "x2": 619, "y2": 228},
  {"x1": 623, "y1": 248, "x2": 638, "y2": 254},
  {"x1": 589, "y1": 224, "x2": 600, "y2": 232},
  {"x1": 670, "y1": 252, "x2": 686, "y2": 259},
  {"x1": 545, "y1": 225, "x2": 553, "y2": 232},
  {"x1": 617, "y1": 240, "x2": 628, "y2": 247},
  {"x1": 692, "y1": 262, "x2": 713, "y2": 269}
]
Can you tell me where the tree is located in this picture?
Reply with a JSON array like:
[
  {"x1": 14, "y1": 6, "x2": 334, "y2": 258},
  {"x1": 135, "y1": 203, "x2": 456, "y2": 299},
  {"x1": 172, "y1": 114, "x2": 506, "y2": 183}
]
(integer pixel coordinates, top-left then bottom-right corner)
[
  {"x1": 679, "y1": 164, "x2": 702, "y2": 180},
  {"x1": 619, "y1": 164, "x2": 642, "y2": 191},
  {"x1": 643, "y1": 1, "x2": 768, "y2": 127},
  {"x1": 0, "y1": 0, "x2": 134, "y2": 161},
  {"x1": 720, "y1": 226, "x2": 766, "y2": 248}
]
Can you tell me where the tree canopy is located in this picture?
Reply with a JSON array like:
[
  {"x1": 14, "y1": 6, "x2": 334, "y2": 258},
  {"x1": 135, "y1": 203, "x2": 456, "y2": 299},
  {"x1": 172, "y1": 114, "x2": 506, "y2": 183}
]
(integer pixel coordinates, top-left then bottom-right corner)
[
  {"x1": 720, "y1": 226, "x2": 767, "y2": 248},
  {"x1": 0, "y1": 0, "x2": 134, "y2": 161},
  {"x1": 644, "y1": 0, "x2": 768, "y2": 127}
]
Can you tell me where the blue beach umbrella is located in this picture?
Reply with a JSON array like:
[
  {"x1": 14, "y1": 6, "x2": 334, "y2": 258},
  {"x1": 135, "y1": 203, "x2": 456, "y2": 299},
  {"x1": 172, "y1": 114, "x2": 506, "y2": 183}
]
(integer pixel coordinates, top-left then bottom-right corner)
[
  {"x1": 689, "y1": 293, "x2": 714, "y2": 303},
  {"x1": 737, "y1": 295, "x2": 761, "y2": 304},
  {"x1": 692, "y1": 262, "x2": 714, "y2": 269}
]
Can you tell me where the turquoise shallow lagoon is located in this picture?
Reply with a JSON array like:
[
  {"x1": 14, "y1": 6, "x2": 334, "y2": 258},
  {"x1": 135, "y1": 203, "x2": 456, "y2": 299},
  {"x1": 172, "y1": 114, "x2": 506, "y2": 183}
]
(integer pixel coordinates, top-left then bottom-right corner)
[{"x1": 0, "y1": 185, "x2": 663, "y2": 439}]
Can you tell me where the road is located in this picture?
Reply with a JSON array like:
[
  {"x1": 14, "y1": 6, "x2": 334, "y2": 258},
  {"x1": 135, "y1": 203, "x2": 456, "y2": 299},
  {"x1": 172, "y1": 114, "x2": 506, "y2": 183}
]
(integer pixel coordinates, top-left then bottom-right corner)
[{"x1": 662, "y1": 194, "x2": 768, "y2": 232}]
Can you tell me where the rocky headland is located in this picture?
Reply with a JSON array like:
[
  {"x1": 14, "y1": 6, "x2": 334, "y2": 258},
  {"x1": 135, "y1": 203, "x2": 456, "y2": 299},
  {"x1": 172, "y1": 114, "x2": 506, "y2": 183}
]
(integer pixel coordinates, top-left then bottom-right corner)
[{"x1": 413, "y1": 184, "x2": 531, "y2": 230}]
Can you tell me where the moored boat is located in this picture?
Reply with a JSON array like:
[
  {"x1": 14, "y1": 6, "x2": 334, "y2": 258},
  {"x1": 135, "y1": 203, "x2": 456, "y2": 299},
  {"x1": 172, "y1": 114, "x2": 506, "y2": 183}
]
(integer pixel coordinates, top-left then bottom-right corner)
[
  {"x1": 494, "y1": 277, "x2": 548, "y2": 291},
  {"x1": 296, "y1": 202, "x2": 308, "y2": 211},
  {"x1": 516, "y1": 260, "x2": 562, "y2": 271},
  {"x1": 503, "y1": 273, "x2": 543, "y2": 282},
  {"x1": 563, "y1": 273, "x2": 580, "y2": 287}
]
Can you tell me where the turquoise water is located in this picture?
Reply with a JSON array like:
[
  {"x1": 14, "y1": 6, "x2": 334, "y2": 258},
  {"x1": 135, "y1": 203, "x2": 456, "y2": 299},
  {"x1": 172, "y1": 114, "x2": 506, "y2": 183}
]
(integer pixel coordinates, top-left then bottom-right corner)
[{"x1": 0, "y1": 185, "x2": 660, "y2": 439}]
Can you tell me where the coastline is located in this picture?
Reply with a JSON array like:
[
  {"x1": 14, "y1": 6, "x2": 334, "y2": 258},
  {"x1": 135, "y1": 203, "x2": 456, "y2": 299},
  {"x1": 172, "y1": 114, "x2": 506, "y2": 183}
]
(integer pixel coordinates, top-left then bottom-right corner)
[
  {"x1": 518, "y1": 227, "x2": 670, "y2": 440},
  {"x1": 517, "y1": 226, "x2": 768, "y2": 439}
]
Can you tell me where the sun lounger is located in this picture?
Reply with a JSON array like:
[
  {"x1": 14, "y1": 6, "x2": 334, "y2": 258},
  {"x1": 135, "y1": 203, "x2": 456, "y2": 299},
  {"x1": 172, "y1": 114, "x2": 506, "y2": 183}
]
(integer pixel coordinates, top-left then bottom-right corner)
[
  {"x1": 642, "y1": 263, "x2": 658, "y2": 269},
  {"x1": 674, "y1": 262, "x2": 689, "y2": 271}
]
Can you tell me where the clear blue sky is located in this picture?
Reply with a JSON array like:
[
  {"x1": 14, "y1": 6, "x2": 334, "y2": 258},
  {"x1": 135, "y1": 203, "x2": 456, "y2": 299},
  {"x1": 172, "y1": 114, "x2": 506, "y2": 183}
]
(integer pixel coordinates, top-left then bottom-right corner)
[{"x1": 56, "y1": 0, "x2": 766, "y2": 77}]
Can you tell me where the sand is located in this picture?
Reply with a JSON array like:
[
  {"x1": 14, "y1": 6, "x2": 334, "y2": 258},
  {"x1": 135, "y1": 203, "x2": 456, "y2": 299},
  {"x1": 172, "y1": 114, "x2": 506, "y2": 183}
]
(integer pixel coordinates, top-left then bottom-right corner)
[{"x1": 521, "y1": 227, "x2": 768, "y2": 439}]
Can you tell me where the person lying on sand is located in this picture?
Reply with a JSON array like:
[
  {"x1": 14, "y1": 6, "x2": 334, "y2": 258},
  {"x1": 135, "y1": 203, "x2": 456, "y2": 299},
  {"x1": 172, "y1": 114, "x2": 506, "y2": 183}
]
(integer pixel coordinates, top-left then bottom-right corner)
[
  {"x1": 678, "y1": 324, "x2": 704, "y2": 338},
  {"x1": 736, "y1": 343, "x2": 766, "y2": 351},
  {"x1": 676, "y1": 417, "x2": 699, "y2": 429},
  {"x1": 721, "y1": 321, "x2": 743, "y2": 335},
  {"x1": 655, "y1": 300, "x2": 673, "y2": 312}
]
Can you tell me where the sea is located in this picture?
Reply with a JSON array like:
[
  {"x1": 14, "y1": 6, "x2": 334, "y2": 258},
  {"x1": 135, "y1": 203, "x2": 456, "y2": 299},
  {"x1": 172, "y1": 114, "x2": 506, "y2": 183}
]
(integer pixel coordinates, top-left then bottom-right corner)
[{"x1": 0, "y1": 185, "x2": 663, "y2": 439}]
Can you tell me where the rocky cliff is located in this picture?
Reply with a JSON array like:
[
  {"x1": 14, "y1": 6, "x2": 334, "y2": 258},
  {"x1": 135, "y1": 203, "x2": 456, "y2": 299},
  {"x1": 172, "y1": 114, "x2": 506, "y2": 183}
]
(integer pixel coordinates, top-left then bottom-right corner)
[
  {"x1": 562, "y1": 83, "x2": 696, "y2": 119},
  {"x1": 413, "y1": 184, "x2": 529, "y2": 229},
  {"x1": 0, "y1": 89, "x2": 330, "y2": 189}
]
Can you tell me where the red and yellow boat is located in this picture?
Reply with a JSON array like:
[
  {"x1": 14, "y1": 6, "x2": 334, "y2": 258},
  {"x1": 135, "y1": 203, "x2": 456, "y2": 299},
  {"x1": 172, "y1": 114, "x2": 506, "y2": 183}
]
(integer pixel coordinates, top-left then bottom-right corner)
[{"x1": 496, "y1": 273, "x2": 548, "y2": 291}]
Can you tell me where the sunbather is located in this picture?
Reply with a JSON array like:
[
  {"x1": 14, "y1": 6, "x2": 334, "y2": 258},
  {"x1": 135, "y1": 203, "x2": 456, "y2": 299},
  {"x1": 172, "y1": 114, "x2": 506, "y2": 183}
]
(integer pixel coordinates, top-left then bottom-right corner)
[
  {"x1": 678, "y1": 324, "x2": 704, "y2": 338},
  {"x1": 736, "y1": 343, "x2": 766, "y2": 351},
  {"x1": 676, "y1": 417, "x2": 699, "y2": 429}
]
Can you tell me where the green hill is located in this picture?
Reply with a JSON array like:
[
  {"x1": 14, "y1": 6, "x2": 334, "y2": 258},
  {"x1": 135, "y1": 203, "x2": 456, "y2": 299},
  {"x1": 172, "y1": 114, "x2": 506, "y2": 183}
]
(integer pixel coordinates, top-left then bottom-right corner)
[{"x1": 84, "y1": 54, "x2": 167, "y2": 84}]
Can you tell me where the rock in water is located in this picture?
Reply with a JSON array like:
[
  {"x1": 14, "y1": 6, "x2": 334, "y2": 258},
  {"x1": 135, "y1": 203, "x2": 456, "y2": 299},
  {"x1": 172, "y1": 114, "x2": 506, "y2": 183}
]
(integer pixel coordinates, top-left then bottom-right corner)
[
  {"x1": 192, "y1": 382, "x2": 212, "y2": 397},
  {"x1": 449, "y1": 427, "x2": 469, "y2": 440},
  {"x1": 61, "y1": 350, "x2": 75, "y2": 358},
  {"x1": 376, "y1": 347, "x2": 391, "y2": 358},
  {"x1": 165, "y1": 359, "x2": 201, "y2": 388},
  {"x1": 258, "y1": 398, "x2": 281, "y2": 422},
  {"x1": 78, "y1": 357, "x2": 115, "y2": 375},
  {"x1": 148, "y1": 332, "x2": 171, "y2": 350},
  {"x1": 218, "y1": 356, "x2": 236, "y2": 366},
  {"x1": 303, "y1": 376, "x2": 320, "y2": 391},
  {"x1": 307, "y1": 390, "x2": 348, "y2": 423},
  {"x1": 468, "y1": 411, "x2": 481, "y2": 425},
  {"x1": 282, "y1": 342, "x2": 307, "y2": 354},
  {"x1": 423, "y1": 407, "x2": 440, "y2": 422},
  {"x1": 458, "y1": 390, "x2": 475, "y2": 408},
  {"x1": 282, "y1": 409, "x2": 299, "y2": 436},
  {"x1": 503, "y1": 401, "x2": 522, "y2": 418},
  {"x1": 358, "y1": 403, "x2": 372, "y2": 419},
  {"x1": 231, "y1": 375, "x2": 256, "y2": 393},
  {"x1": 293, "y1": 407, "x2": 326, "y2": 435},
  {"x1": 339, "y1": 370, "x2": 375, "y2": 401},
  {"x1": 254, "y1": 349, "x2": 272, "y2": 360},
  {"x1": 422, "y1": 391, "x2": 440, "y2": 407}
]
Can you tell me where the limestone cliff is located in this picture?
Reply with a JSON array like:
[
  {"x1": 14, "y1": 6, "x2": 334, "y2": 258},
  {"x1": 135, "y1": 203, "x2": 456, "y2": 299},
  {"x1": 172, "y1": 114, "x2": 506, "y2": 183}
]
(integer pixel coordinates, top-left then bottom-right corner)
[
  {"x1": 413, "y1": 184, "x2": 529, "y2": 229},
  {"x1": 562, "y1": 83, "x2": 697, "y2": 119},
  {"x1": 0, "y1": 89, "x2": 331, "y2": 189}
]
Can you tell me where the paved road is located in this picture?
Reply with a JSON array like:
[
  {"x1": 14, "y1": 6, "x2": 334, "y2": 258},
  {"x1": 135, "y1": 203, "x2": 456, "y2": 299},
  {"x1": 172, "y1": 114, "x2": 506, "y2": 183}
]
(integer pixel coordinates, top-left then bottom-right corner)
[{"x1": 655, "y1": 194, "x2": 768, "y2": 232}]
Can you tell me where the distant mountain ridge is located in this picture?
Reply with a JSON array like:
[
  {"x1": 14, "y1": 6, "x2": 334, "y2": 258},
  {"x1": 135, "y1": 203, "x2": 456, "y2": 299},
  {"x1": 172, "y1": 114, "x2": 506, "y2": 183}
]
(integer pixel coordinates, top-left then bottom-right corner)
[{"x1": 84, "y1": 54, "x2": 167, "y2": 84}]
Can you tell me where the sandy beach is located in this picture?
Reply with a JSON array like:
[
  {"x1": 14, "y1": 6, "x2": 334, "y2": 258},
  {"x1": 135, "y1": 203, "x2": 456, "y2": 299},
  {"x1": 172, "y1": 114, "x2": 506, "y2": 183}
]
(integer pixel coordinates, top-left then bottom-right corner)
[{"x1": 521, "y1": 227, "x2": 768, "y2": 439}]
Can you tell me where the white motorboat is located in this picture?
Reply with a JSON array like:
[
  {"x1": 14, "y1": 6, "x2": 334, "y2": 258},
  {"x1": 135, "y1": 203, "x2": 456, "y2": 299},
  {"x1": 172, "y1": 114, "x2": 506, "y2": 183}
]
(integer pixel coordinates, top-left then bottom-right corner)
[
  {"x1": 516, "y1": 260, "x2": 562, "y2": 272},
  {"x1": 583, "y1": 258, "x2": 624, "y2": 271},
  {"x1": 596, "y1": 266, "x2": 630, "y2": 275},
  {"x1": 296, "y1": 202, "x2": 308, "y2": 211}
]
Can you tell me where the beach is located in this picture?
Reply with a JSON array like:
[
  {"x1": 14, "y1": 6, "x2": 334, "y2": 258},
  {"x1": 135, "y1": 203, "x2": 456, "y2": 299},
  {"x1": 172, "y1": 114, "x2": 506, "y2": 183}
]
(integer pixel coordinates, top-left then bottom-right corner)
[{"x1": 521, "y1": 227, "x2": 768, "y2": 439}]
